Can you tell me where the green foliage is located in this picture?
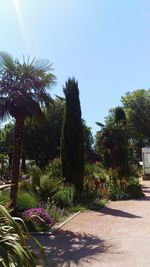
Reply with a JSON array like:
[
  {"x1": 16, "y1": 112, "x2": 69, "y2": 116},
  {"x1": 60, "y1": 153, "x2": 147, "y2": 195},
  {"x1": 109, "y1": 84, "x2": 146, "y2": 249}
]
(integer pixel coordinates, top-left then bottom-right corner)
[
  {"x1": 107, "y1": 181, "x2": 128, "y2": 201},
  {"x1": 29, "y1": 163, "x2": 42, "y2": 187},
  {"x1": 121, "y1": 89, "x2": 150, "y2": 160},
  {"x1": 81, "y1": 189, "x2": 99, "y2": 205},
  {"x1": 0, "y1": 204, "x2": 47, "y2": 266},
  {"x1": 19, "y1": 180, "x2": 30, "y2": 192},
  {"x1": 68, "y1": 204, "x2": 86, "y2": 212},
  {"x1": 85, "y1": 162, "x2": 108, "y2": 181},
  {"x1": 32, "y1": 174, "x2": 62, "y2": 203},
  {"x1": 16, "y1": 192, "x2": 37, "y2": 211},
  {"x1": 46, "y1": 200, "x2": 64, "y2": 223},
  {"x1": 0, "y1": 123, "x2": 14, "y2": 162},
  {"x1": 45, "y1": 158, "x2": 63, "y2": 179},
  {"x1": 87, "y1": 199, "x2": 107, "y2": 211},
  {"x1": 23, "y1": 217, "x2": 46, "y2": 232},
  {"x1": 107, "y1": 177, "x2": 144, "y2": 201},
  {"x1": 0, "y1": 190, "x2": 10, "y2": 204},
  {"x1": 96, "y1": 111, "x2": 129, "y2": 179},
  {"x1": 61, "y1": 78, "x2": 84, "y2": 193},
  {"x1": 52, "y1": 187, "x2": 75, "y2": 208},
  {"x1": 82, "y1": 119, "x2": 94, "y2": 161},
  {"x1": 126, "y1": 178, "x2": 144, "y2": 199},
  {"x1": 0, "y1": 51, "x2": 56, "y2": 207},
  {"x1": 24, "y1": 99, "x2": 64, "y2": 167},
  {"x1": 114, "y1": 106, "x2": 126, "y2": 125}
]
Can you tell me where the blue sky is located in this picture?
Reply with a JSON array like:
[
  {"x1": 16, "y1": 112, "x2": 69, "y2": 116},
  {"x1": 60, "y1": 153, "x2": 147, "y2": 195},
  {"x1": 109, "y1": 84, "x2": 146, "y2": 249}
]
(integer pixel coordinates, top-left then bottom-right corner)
[{"x1": 1, "y1": 0, "x2": 150, "y2": 134}]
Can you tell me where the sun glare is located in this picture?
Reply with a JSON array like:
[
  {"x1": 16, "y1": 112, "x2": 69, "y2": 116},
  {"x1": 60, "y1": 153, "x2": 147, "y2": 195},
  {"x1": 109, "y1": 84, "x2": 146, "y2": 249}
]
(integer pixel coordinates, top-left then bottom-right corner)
[{"x1": 12, "y1": 0, "x2": 27, "y2": 48}]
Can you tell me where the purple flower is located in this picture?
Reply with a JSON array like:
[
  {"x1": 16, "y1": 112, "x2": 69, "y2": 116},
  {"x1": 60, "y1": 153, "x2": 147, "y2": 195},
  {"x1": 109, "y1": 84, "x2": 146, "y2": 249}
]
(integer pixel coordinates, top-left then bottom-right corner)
[{"x1": 23, "y1": 208, "x2": 52, "y2": 226}]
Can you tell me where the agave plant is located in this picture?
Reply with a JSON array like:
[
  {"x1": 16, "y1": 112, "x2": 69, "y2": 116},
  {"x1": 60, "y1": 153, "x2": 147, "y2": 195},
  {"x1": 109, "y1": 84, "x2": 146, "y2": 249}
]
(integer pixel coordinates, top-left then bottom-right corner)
[{"x1": 0, "y1": 204, "x2": 48, "y2": 266}]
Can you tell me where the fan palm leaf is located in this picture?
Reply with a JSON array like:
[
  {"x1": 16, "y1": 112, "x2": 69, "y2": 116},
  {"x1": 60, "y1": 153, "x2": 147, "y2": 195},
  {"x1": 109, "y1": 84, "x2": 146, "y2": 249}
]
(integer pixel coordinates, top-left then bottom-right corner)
[{"x1": 0, "y1": 51, "x2": 56, "y2": 207}]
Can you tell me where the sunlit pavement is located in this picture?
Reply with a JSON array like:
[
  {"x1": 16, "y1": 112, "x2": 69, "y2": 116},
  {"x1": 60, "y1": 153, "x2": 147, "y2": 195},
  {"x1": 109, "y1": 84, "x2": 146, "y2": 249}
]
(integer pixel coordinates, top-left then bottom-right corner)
[{"x1": 37, "y1": 179, "x2": 150, "y2": 266}]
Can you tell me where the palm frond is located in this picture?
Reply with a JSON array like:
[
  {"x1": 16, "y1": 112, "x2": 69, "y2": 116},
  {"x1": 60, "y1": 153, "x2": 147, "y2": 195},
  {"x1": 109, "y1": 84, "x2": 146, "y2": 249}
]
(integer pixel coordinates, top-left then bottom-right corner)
[
  {"x1": 55, "y1": 94, "x2": 65, "y2": 101},
  {"x1": 33, "y1": 58, "x2": 54, "y2": 73},
  {"x1": 0, "y1": 51, "x2": 56, "y2": 123},
  {"x1": 0, "y1": 51, "x2": 15, "y2": 71},
  {"x1": 0, "y1": 98, "x2": 10, "y2": 122},
  {"x1": 37, "y1": 91, "x2": 54, "y2": 108},
  {"x1": 96, "y1": 122, "x2": 105, "y2": 127}
]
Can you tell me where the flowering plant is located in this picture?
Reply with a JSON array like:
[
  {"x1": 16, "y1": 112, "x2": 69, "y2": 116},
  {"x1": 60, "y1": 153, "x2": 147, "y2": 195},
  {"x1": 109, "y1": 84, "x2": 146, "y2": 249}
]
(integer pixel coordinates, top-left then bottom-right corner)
[{"x1": 23, "y1": 208, "x2": 53, "y2": 227}]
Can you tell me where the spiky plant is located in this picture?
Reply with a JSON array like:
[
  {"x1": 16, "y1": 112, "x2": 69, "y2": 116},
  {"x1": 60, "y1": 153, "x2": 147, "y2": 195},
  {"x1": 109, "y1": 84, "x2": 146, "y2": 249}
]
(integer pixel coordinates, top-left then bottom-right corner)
[{"x1": 0, "y1": 204, "x2": 48, "y2": 266}]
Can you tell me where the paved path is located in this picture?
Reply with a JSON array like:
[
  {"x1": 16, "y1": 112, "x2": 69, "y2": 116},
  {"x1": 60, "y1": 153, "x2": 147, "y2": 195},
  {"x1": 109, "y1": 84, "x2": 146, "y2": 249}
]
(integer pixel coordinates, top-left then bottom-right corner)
[{"x1": 37, "y1": 179, "x2": 150, "y2": 266}]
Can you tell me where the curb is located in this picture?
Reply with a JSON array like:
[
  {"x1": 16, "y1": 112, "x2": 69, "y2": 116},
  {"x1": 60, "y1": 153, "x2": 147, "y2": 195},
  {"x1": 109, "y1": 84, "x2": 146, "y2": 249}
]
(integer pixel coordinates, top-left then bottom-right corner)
[{"x1": 32, "y1": 211, "x2": 81, "y2": 236}]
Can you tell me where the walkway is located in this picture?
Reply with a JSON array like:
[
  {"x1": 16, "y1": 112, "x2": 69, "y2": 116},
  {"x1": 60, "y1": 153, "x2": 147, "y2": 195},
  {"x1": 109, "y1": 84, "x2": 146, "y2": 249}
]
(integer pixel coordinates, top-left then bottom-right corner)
[{"x1": 37, "y1": 179, "x2": 150, "y2": 266}]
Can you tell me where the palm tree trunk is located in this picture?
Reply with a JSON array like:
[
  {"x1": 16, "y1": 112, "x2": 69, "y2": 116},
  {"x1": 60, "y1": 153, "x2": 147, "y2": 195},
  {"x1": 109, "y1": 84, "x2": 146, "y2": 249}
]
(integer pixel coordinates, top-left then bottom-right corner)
[
  {"x1": 10, "y1": 117, "x2": 24, "y2": 208},
  {"x1": 21, "y1": 151, "x2": 26, "y2": 172}
]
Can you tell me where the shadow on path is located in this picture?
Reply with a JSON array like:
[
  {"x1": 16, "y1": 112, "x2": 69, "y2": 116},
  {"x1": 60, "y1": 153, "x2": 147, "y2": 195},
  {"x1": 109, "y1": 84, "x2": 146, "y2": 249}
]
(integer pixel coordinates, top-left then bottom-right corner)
[
  {"x1": 35, "y1": 230, "x2": 112, "y2": 266},
  {"x1": 100, "y1": 207, "x2": 142, "y2": 218},
  {"x1": 141, "y1": 185, "x2": 150, "y2": 200}
]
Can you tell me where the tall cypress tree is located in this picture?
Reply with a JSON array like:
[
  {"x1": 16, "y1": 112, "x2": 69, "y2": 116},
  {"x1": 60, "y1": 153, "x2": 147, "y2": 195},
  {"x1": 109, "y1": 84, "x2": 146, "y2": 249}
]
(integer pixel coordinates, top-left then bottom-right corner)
[{"x1": 61, "y1": 78, "x2": 84, "y2": 194}]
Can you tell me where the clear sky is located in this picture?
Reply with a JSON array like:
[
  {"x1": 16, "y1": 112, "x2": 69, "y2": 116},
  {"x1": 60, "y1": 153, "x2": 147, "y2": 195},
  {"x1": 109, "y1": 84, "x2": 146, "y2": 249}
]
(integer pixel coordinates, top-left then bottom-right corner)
[{"x1": 1, "y1": 0, "x2": 150, "y2": 134}]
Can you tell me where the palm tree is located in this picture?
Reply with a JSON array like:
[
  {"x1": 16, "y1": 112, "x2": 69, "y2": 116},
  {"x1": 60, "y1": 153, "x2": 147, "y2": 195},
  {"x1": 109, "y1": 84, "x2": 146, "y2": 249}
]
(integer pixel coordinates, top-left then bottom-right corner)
[{"x1": 0, "y1": 52, "x2": 56, "y2": 208}]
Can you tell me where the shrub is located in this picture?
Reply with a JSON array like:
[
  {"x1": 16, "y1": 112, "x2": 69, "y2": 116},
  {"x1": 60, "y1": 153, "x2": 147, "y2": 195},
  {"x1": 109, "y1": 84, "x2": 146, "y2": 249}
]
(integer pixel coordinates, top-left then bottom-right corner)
[
  {"x1": 52, "y1": 187, "x2": 75, "y2": 208},
  {"x1": 0, "y1": 190, "x2": 10, "y2": 204},
  {"x1": 23, "y1": 217, "x2": 39, "y2": 232},
  {"x1": 107, "y1": 181, "x2": 128, "y2": 201},
  {"x1": 85, "y1": 162, "x2": 108, "y2": 182},
  {"x1": 46, "y1": 200, "x2": 64, "y2": 222},
  {"x1": 0, "y1": 204, "x2": 47, "y2": 266},
  {"x1": 23, "y1": 208, "x2": 53, "y2": 231},
  {"x1": 107, "y1": 177, "x2": 144, "y2": 200},
  {"x1": 32, "y1": 174, "x2": 62, "y2": 203},
  {"x1": 45, "y1": 158, "x2": 63, "y2": 179},
  {"x1": 69, "y1": 204, "x2": 86, "y2": 212},
  {"x1": 81, "y1": 188, "x2": 99, "y2": 204},
  {"x1": 126, "y1": 178, "x2": 144, "y2": 199},
  {"x1": 29, "y1": 163, "x2": 42, "y2": 187},
  {"x1": 16, "y1": 192, "x2": 37, "y2": 211},
  {"x1": 19, "y1": 180, "x2": 30, "y2": 192},
  {"x1": 87, "y1": 199, "x2": 107, "y2": 211}
]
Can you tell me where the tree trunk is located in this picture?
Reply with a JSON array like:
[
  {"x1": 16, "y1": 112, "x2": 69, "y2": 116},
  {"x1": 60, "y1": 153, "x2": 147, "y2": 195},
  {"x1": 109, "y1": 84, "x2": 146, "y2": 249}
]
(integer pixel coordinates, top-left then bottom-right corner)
[
  {"x1": 21, "y1": 151, "x2": 26, "y2": 172},
  {"x1": 10, "y1": 117, "x2": 24, "y2": 208}
]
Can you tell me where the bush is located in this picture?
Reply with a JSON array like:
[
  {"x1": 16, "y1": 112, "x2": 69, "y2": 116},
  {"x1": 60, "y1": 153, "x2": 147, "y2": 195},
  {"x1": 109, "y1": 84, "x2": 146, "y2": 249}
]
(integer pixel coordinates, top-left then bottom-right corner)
[
  {"x1": 29, "y1": 163, "x2": 42, "y2": 187},
  {"x1": 0, "y1": 190, "x2": 10, "y2": 204},
  {"x1": 85, "y1": 162, "x2": 108, "y2": 182},
  {"x1": 87, "y1": 199, "x2": 107, "y2": 211},
  {"x1": 16, "y1": 192, "x2": 37, "y2": 211},
  {"x1": 46, "y1": 200, "x2": 64, "y2": 222},
  {"x1": 126, "y1": 178, "x2": 144, "y2": 199},
  {"x1": 31, "y1": 174, "x2": 63, "y2": 203},
  {"x1": 107, "y1": 177, "x2": 144, "y2": 201},
  {"x1": 52, "y1": 187, "x2": 75, "y2": 208},
  {"x1": 45, "y1": 158, "x2": 63, "y2": 179},
  {"x1": 19, "y1": 180, "x2": 30, "y2": 192},
  {"x1": 81, "y1": 189, "x2": 99, "y2": 204},
  {"x1": 107, "y1": 181, "x2": 128, "y2": 201},
  {"x1": 23, "y1": 208, "x2": 53, "y2": 232},
  {"x1": 84, "y1": 162, "x2": 109, "y2": 203},
  {"x1": 69, "y1": 204, "x2": 86, "y2": 213},
  {"x1": 23, "y1": 217, "x2": 39, "y2": 232}
]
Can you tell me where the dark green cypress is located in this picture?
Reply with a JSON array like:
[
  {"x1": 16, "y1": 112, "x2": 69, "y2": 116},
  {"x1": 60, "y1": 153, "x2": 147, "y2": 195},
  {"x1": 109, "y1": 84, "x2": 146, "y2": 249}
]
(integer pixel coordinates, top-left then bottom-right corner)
[
  {"x1": 114, "y1": 106, "x2": 126, "y2": 125},
  {"x1": 61, "y1": 78, "x2": 84, "y2": 194}
]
